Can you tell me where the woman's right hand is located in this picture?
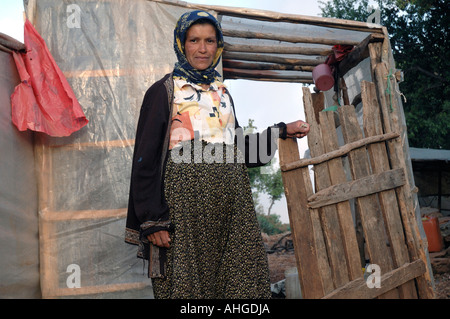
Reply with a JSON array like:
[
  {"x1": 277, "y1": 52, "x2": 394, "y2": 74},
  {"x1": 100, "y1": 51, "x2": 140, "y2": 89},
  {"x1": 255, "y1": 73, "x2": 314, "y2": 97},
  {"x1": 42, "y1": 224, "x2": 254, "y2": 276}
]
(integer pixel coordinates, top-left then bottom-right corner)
[{"x1": 147, "y1": 230, "x2": 171, "y2": 248}]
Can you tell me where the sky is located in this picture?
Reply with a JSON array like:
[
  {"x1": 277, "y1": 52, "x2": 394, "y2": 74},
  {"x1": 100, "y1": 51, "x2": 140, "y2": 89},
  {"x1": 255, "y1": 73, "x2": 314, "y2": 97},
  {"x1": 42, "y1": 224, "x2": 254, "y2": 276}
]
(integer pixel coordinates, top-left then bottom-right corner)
[{"x1": 0, "y1": 0, "x2": 327, "y2": 223}]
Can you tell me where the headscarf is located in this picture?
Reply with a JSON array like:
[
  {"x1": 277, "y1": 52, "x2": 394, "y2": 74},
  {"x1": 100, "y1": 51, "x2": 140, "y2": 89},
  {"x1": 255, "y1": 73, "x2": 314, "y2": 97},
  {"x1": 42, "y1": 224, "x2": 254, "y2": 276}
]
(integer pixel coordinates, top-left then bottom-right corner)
[{"x1": 173, "y1": 10, "x2": 224, "y2": 85}]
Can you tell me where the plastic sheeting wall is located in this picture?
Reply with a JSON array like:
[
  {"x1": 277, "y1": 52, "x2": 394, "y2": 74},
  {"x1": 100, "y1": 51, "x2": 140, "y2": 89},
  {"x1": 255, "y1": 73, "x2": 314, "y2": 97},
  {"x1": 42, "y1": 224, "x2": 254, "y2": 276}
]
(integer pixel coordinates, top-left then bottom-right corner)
[
  {"x1": 0, "y1": 49, "x2": 40, "y2": 298},
  {"x1": 25, "y1": 0, "x2": 193, "y2": 298}
]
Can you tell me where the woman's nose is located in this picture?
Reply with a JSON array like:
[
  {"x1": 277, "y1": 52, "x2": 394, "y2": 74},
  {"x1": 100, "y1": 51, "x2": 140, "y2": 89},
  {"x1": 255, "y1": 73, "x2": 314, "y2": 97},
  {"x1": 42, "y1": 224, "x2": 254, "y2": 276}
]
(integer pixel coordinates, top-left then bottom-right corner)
[{"x1": 198, "y1": 41, "x2": 207, "y2": 52}]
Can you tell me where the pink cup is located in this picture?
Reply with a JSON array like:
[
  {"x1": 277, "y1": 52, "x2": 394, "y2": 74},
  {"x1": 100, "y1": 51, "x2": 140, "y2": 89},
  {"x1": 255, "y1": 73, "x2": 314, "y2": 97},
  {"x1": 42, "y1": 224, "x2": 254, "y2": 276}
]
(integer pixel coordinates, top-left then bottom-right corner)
[{"x1": 312, "y1": 64, "x2": 334, "y2": 91}]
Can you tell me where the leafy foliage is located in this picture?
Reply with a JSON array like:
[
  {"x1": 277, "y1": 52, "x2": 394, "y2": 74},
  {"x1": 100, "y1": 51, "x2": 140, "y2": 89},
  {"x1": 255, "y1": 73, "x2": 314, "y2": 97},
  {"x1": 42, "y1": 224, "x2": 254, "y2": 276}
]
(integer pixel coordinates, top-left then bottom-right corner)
[
  {"x1": 257, "y1": 213, "x2": 290, "y2": 235},
  {"x1": 320, "y1": 0, "x2": 450, "y2": 149}
]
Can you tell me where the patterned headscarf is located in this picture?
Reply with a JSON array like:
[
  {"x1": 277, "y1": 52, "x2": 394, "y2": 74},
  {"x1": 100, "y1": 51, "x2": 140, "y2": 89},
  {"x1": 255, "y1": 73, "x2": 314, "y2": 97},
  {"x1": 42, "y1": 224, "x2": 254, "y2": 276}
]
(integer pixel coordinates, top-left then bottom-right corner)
[{"x1": 173, "y1": 10, "x2": 224, "y2": 85}]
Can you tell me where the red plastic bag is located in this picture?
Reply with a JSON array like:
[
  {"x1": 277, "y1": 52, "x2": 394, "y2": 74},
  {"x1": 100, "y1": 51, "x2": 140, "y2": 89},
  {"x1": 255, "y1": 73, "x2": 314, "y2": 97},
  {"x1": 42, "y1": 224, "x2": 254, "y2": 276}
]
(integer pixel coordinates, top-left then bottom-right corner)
[
  {"x1": 325, "y1": 44, "x2": 354, "y2": 66},
  {"x1": 10, "y1": 19, "x2": 88, "y2": 137}
]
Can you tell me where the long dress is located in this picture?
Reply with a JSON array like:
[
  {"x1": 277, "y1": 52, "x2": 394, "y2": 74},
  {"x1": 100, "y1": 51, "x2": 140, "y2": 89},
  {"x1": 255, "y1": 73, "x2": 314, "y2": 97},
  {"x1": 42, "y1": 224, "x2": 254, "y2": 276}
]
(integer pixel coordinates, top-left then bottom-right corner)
[{"x1": 151, "y1": 140, "x2": 271, "y2": 299}]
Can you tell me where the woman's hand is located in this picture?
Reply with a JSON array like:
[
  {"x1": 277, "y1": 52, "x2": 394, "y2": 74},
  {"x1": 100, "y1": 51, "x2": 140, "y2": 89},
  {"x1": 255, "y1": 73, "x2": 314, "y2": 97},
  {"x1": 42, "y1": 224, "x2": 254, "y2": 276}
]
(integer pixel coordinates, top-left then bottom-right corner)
[
  {"x1": 285, "y1": 120, "x2": 310, "y2": 139},
  {"x1": 147, "y1": 230, "x2": 171, "y2": 248}
]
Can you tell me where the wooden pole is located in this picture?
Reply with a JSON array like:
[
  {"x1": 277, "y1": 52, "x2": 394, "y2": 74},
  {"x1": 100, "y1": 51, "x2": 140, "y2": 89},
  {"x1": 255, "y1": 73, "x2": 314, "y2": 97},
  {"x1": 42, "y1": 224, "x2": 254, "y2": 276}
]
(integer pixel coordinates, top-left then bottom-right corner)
[
  {"x1": 224, "y1": 42, "x2": 332, "y2": 56},
  {"x1": 222, "y1": 51, "x2": 325, "y2": 66},
  {"x1": 223, "y1": 29, "x2": 361, "y2": 46},
  {"x1": 223, "y1": 68, "x2": 312, "y2": 82},
  {"x1": 223, "y1": 59, "x2": 314, "y2": 72}
]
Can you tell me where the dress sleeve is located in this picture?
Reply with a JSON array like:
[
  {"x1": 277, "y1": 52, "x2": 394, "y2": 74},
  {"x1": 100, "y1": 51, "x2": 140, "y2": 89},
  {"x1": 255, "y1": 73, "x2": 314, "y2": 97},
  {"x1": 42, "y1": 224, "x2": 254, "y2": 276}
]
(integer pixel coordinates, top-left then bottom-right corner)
[{"x1": 127, "y1": 79, "x2": 172, "y2": 240}]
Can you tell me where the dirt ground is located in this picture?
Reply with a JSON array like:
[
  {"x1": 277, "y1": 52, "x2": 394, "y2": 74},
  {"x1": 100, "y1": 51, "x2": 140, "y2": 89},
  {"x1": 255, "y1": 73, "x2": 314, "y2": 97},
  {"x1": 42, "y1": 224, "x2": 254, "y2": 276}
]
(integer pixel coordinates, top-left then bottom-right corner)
[{"x1": 263, "y1": 232, "x2": 450, "y2": 299}]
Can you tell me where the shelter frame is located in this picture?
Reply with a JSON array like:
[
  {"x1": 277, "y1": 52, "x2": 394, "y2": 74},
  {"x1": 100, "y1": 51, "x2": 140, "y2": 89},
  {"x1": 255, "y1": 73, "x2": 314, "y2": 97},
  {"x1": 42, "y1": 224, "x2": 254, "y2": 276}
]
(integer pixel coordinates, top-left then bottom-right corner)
[{"x1": 20, "y1": 0, "x2": 433, "y2": 298}]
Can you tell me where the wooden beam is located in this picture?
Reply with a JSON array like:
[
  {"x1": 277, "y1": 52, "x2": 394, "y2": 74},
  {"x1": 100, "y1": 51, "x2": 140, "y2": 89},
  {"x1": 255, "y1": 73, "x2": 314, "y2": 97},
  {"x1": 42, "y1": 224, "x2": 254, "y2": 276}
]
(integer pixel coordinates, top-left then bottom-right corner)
[
  {"x1": 307, "y1": 168, "x2": 406, "y2": 209},
  {"x1": 224, "y1": 75, "x2": 313, "y2": 83},
  {"x1": 222, "y1": 51, "x2": 324, "y2": 66},
  {"x1": 223, "y1": 68, "x2": 312, "y2": 82},
  {"x1": 223, "y1": 59, "x2": 314, "y2": 72},
  {"x1": 40, "y1": 209, "x2": 127, "y2": 221},
  {"x1": 322, "y1": 259, "x2": 426, "y2": 299},
  {"x1": 48, "y1": 139, "x2": 135, "y2": 150},
  {"x1": 223, "y1": 29, "x2": 361, "y2": 46},
  {"x1": 224, "y1": 42, "x2": 332, "y2": 56},
  {"x1": 44, "y1": 282, "x2": 151, "y2": 298},
  {"x1": 279, "y1": 137, "x2": 330, "y2": 298},
  {"x1": 280, "y1": 131, "x2": 400, "y2": 172}
]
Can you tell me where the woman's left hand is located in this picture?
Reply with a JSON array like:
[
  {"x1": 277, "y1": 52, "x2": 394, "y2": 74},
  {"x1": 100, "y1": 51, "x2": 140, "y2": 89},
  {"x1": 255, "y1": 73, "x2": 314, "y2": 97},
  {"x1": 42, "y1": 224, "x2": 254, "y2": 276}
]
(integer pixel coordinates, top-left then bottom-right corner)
[{"x1": 285, "y1": 120, "x2": 310, "y2": 139}]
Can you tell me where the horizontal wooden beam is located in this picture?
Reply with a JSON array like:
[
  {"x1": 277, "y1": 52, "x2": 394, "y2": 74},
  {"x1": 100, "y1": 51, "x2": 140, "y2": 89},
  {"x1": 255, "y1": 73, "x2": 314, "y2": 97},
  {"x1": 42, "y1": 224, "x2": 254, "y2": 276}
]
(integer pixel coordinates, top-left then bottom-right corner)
[
  {"x1": 224, "y1": 75, "x2": 314, "y2": 83},
  {"x1": 43, "y1": 282, "x2": 151, "y2": 298},
  {"x1": 322, "y1": 259, "x2": 426, "y2": 299},
  {"x1": 223, "y1": 29, "x2": 361, "y2": 46},
  {"x1": 48, "y1": 139, "x2": 135, "y2": 150},
  {"x1": 307, "y1": 168, "x2": 406, "y2": 209},
  {"x1": 280, "y1": 131, "x2": 400, "y2": 172},
  {"x1": 40, "y1": 209, "x2": 127, "y2": 221},
  {"x1": 223, "y1": 51, "x2": 324, "y2": 66},
  {"x1": 223, "y1": 59, "x2": 314, "y2": 72},
  {"x1": 223, "y1": 68, "x2": 313, "y2": 82},
  {"x1": 224, "y1": 42, "x2": 332, "y2": 56}
]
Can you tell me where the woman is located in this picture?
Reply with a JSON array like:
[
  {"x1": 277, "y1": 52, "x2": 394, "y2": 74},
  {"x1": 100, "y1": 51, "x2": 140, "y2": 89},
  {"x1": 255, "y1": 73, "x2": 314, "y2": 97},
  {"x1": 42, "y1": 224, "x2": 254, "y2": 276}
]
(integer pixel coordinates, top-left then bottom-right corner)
[{"x1": 125, "y1": 10, "x2": 310, "y2": 299}]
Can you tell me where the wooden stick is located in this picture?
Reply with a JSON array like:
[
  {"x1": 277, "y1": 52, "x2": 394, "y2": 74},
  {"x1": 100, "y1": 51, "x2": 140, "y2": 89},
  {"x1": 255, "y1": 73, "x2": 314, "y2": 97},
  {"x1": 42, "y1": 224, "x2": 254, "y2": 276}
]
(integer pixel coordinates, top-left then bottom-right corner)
[
  {"x1": 223, "y1": 59, "x2": 315, "y2": 72},
  {"x1": 224, "y1": 42, "x2": 332, "y2": 56},
  {"x1": 307, "y1": 168, "x2": 406, "y2": 209},
  {"x1": 223, "y1": 68, "x2": 312, "y2": 81},
  {"x1": 223, "y1": 29, "x2": 361, "y2": 46},
  {"x1": 322, "y1": 259, "x2": 426, "y2": 299},
  {"x1": 48, "y1": 139, "x2": 135, "y2": 150},
  {"x1": 40, "y1": 209, "x2": 127, "y2": 221},
  {"x1": 45, "y1": 282, "x2": 151, "y2": 298},
  {"x1": 223, "y1": 51, "x2": 325, "y2": 66},
  {"x1": 280, "y1": 131, "x2": 400, "y2": 172},
  {"x1": 224, "y1": 75, "x2": 314, "y2": 83}
]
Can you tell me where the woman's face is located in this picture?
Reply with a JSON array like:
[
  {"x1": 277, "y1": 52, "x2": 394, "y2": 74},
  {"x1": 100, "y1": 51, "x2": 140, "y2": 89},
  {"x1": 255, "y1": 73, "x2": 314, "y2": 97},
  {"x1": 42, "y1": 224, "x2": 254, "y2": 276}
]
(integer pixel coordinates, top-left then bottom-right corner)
[{"x1": 184, "y1": 23, "x2": 218, "y2": 71}]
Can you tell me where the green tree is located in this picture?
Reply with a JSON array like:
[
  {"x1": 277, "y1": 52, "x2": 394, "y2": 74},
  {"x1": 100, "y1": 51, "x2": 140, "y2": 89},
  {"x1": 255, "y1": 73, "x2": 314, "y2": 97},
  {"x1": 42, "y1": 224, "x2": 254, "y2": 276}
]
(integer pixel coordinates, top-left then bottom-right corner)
[
  {"x1": 257, "y1": 213, "x2": 290, "y2": 235},
  {"x1": 320, "y1": 0, "x2": 450, "y2": 149}
]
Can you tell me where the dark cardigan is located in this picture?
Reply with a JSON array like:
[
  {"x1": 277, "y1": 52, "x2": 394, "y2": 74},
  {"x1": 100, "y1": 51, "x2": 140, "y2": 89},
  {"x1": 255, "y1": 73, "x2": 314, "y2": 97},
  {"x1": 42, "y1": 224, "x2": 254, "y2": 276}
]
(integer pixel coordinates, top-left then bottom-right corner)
[{"x1": 125, "y1": 73, "x2": 284, "y2": 256}]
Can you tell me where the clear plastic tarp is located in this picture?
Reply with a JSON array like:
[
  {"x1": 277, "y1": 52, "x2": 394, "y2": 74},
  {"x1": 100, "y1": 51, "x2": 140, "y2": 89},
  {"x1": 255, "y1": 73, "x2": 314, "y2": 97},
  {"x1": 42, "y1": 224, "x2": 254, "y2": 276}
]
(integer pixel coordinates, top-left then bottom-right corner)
[{"x1": 24, "y1": 0, "x2": 191, "y2": 298}]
